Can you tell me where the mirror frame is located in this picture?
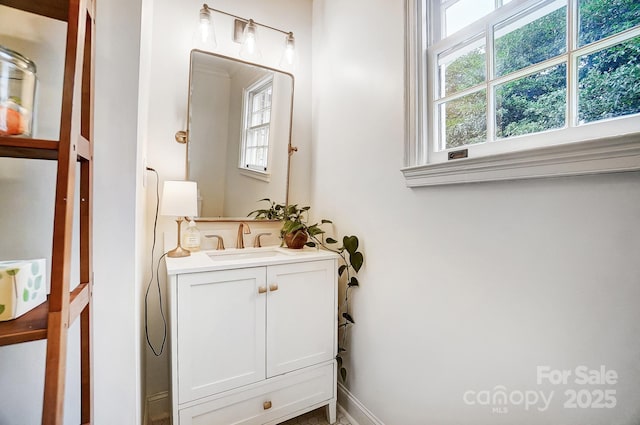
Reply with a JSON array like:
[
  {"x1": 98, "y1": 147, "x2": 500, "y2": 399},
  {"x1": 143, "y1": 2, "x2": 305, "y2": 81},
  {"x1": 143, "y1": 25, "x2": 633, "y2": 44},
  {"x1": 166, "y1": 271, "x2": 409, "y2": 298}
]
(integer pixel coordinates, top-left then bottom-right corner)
[{"x1": 179, "y1": 49, "x2": 296, "y2": 222}]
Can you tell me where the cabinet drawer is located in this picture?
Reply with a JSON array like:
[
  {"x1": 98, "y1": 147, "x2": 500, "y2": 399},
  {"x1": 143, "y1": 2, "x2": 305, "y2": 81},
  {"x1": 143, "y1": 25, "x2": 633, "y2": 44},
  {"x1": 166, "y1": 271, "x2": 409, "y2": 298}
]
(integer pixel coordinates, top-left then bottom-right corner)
[{"x1": 179, "y1": 363, "x2": 334, "y2": 425}]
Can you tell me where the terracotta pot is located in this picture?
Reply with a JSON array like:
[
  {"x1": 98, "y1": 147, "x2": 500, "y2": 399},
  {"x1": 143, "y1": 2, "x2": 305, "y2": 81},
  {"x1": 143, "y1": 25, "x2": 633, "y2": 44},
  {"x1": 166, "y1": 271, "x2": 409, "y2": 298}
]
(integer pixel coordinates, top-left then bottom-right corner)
[{"x1": 284, "y1": 230, "x2": 308, "y2": 249}]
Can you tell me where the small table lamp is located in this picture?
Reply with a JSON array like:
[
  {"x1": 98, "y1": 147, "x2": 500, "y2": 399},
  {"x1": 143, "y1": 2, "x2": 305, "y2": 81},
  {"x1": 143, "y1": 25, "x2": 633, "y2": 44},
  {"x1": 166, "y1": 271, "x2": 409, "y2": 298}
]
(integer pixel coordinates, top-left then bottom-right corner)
[{"x1": 161, "y1": 180, "x2": 198, "y2": 258}]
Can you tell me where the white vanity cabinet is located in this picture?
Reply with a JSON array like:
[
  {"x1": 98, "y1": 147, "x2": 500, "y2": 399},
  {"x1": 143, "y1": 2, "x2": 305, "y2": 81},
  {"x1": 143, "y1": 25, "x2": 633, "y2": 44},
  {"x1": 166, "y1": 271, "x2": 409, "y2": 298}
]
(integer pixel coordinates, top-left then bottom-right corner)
[{"x1": 167, "y1": 249, "x2": 338, "y2": 425}]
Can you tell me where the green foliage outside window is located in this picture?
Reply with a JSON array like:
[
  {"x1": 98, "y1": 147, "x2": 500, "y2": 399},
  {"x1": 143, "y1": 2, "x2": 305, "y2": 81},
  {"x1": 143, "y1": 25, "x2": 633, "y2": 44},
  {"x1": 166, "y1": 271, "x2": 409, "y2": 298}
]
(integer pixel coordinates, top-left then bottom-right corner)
[{"x1": 440, "y1": 0, "x2": 640, "y2": 148}]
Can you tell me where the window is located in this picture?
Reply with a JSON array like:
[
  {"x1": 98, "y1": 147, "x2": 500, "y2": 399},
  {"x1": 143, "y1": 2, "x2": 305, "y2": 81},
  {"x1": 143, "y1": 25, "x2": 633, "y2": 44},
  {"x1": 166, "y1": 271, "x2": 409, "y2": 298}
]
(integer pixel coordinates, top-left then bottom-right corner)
[
  {"x1": 240, "y1": 75, "x2": 273, "y2": 176},
  {"x1": 404, "y1": 0, "x2": 640, "y2": 185}
]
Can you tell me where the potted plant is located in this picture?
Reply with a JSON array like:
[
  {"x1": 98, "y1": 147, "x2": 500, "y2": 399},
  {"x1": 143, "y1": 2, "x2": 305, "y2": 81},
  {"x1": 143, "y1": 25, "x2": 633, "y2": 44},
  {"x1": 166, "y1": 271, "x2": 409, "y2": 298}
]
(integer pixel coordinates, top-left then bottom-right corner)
[
  {"x1": 248, "y1": 199, "x2": 323, "y2": 249},
  {"x1": 249, "y1": 199, "x2": 364, "y2": 382}
]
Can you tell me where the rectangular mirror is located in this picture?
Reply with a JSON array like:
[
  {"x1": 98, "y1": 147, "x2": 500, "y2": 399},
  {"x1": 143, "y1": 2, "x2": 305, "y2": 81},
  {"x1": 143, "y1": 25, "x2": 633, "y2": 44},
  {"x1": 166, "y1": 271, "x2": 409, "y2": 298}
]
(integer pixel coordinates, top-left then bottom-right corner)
[{"x1": 185, "y1": 50, "x2": 294, "y2": 219}]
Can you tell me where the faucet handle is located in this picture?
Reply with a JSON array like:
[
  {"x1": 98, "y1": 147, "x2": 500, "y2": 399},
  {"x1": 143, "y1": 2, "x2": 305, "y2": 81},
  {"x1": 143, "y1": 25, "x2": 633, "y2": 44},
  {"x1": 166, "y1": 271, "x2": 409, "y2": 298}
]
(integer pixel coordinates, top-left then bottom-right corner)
[
  {"x1": 205, "y1": 234, "x2": 225, "y2": 250},
  {"x1": 253, "y1": 232, "x2": 272, "y2": 248}
]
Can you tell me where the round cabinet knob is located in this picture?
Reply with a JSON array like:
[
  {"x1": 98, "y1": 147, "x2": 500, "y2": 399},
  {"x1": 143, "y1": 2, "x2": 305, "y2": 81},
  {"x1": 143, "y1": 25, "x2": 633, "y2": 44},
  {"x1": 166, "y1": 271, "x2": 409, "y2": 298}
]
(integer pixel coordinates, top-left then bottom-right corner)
[
  {"x1": 258, "y1": 286, "x2": 267, "y2": 294},
  {"x1": 269, "y1": 283, "x2": 279, "y2": 292},
  {"x1": 263, "y1": 400, "x2": 272, "y2": 410}
]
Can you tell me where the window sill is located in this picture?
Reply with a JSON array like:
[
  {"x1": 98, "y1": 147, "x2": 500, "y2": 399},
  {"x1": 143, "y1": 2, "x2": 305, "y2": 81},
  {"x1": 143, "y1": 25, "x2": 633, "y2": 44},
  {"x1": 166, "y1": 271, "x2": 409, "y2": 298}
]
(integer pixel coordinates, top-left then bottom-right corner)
[
  {"x1": 239, "y1": 168, "x2": 271, "y2": 182},
  {"x1": 401, "y1": 134, "x2": 640, "y2": 187}
]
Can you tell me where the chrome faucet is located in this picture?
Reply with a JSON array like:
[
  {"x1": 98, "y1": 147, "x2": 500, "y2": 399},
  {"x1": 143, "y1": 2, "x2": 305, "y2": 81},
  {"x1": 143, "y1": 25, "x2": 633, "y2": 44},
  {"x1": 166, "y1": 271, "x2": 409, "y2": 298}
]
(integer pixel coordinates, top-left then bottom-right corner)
[{"x1": 236, "y1": 222, "x2": 251, "y2": 249}]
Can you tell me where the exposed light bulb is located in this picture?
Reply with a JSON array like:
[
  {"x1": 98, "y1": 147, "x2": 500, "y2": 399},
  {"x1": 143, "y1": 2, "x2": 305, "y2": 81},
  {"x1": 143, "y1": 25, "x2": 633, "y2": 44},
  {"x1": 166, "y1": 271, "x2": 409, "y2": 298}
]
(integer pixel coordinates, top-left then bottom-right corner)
[
  {"x1": 193, "y1": 4, "x2": 217, "y2": 51},
  {"x1": 279, "y1": 32, "x2": 296, "y2": 69},
  {"x1": 239, "y1": 19, "x2": 262, "y2": 60}
]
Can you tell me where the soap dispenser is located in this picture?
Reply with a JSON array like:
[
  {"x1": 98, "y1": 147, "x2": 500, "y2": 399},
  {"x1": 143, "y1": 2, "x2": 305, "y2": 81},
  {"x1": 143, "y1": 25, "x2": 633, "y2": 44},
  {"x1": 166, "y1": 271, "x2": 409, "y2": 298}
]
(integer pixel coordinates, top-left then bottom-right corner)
[{"x1": 183, "y1": 219, "x2": 201, "y2": 252}]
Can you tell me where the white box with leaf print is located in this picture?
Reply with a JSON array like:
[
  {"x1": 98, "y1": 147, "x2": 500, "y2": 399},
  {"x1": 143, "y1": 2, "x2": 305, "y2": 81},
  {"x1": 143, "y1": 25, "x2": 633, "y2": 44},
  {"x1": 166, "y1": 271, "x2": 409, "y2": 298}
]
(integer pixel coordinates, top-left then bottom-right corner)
[{"x1": 0, "y1": 259, "x2": 47, "y2": 321}]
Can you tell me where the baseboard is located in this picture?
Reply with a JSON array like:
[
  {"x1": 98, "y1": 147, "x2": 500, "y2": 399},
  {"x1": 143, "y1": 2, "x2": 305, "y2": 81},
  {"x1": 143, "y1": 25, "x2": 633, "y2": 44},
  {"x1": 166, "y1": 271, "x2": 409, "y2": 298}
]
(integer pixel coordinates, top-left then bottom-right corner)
[
  {"x1": 146, "y1": 391, "x2": 170, "y2": 423},
  {"x1": 337, "y1": 383, "x2": 386, "y2": 425}
]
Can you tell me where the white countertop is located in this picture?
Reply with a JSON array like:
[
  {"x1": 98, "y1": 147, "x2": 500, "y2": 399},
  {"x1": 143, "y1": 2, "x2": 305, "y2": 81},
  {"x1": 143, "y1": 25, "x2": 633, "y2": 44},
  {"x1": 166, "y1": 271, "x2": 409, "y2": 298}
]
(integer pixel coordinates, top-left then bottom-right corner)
[{"x1": 165, "y1": 245, "x2": 339, "y2": 275}]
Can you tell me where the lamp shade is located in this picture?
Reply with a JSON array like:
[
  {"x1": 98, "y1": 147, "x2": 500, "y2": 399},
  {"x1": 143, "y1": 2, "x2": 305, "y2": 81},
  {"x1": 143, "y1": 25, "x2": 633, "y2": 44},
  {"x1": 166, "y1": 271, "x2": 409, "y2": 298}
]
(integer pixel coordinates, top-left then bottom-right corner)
[{"x1": 161, "y1": 181, "x2": 198, "y2": 217}]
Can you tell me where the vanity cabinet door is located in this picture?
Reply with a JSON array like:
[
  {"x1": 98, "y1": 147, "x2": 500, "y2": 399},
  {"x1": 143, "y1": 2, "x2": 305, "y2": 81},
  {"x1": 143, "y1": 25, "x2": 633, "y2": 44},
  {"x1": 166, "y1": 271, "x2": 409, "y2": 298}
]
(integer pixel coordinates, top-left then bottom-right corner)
[
  {"x1": 266, "y1": 260, "x2": 337, "y2": 377},
  {"x1": 177, "y1": 267, "x2": 267, "y2": 403}
]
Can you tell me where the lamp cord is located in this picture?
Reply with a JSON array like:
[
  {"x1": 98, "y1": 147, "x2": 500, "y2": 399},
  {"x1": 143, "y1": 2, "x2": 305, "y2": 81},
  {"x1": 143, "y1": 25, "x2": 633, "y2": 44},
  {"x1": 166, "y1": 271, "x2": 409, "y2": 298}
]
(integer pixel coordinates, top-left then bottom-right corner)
[{"x1": 144, "y1": 167, "x2": 168, "y2": 357}]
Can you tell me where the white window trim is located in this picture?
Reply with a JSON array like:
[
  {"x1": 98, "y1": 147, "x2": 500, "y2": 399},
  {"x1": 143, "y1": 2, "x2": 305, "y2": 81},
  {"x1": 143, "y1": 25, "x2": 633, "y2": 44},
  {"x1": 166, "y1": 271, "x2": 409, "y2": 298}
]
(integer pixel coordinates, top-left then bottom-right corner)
[
  {"x1": 239, "y1": 167, "x2": 271, "y2": 182},
  {"x1": 403, "y1": 0, "x2": 640, "y2": 186},
  {"x1": 239, "y1": 74, "x2": 274, "y2": 179}
]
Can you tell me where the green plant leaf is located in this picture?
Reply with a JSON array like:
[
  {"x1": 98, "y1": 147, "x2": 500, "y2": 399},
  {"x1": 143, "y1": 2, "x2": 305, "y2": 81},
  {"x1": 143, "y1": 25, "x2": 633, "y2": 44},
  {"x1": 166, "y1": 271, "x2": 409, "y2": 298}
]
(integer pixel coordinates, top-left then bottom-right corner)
[
  {"x1": 34, "y1": 276, "x2": 42, "y2": 290},
  {"x1": 305, "y1": 242, "x2": 316, "y2": 248},
  {"x1": 340, "y1": 367, "x2": 347, "y2": 382},
  {"x1": 0, "y1": 305, "x2": 4, "y2": 314},
  {"x1": 343, "y1": 236, "x2": 359, "y2": 255},
  {"x1": 342, "y1": 312, "x2": 355, "y2": 324},
  {"x1": 23, "y1": 289, "x2": 29, "y2": 302},
  {"x1": 348, "y1": 277, "x2": 359, "y2": 287},
  {"x1": 6, "y1": 269, "x2": 19, "y2": 276},
  {"x1": 282, "y1": 221, "x2": 304, "y2": 234},
  {"x1": 338, "y1": 265, "x2": 347, "y2": 276},
  {"x1": 321, "y1": 219, "x2": 333, "y2": 224},
  {"x1": 350, "y1": 251, "x2": 364, "y2": 273},
  {"x1": 308, "y1": 226, "x2": 325, "y2": 236},
  {"x1": 326, "y1": 237, "x2": 338, "y2": 244},
  {"x1": 337, "y1": 356, "x2": 343, "y2": 369}
]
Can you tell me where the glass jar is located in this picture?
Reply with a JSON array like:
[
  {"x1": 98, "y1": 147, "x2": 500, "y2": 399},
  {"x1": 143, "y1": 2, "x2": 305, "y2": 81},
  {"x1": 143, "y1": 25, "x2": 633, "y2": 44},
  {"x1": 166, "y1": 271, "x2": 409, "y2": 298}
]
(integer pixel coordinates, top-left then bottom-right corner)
[{"x1": 0, "y1": 45, "x2": 37, "y2": 137}]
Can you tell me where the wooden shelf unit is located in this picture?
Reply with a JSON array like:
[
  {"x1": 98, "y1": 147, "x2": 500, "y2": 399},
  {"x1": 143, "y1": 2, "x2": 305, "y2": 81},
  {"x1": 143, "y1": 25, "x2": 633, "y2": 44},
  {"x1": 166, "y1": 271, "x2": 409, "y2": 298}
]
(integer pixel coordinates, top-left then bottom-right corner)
[{"x1": 0, "y1": 0, "x2": 95, "y2": 424}]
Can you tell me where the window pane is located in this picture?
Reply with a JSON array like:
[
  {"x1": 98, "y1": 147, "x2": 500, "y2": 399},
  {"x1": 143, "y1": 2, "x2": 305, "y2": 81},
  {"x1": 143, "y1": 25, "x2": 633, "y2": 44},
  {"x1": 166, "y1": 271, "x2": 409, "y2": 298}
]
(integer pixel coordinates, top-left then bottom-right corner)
[
  {"x1": 578, "y1": 36, "x2": 640, "y2": 124},
  {"x1": 494, "y1": 1, "x2": 566, "y2": 77},
  {"x1": 578, "y1": 0, "x2": 640, "y2": 47},
  {"x1": 439, "y1": 90, "x2": 487, "y2": 149},
  {"x1": 247, "y1": 129, "x2": 257, "y2": 147},
  {"x1": 496, "y1": 63, "x2": 566, "y2": 138},
  {"x1": 251, "y1": 111, "x2": 264, "y2": 126},
  {"x1": 445, "y1": 0, "x2": 494, "y2": 37},
  {"x1": 252, "y1": 93, "x2": 264, "y2": 112},
  {"x1": 264, "y1": 87, "x2": 272, "y2": 107},
  {"x1": 438, "y1": 36, "x2": 486, "y2": 97}
]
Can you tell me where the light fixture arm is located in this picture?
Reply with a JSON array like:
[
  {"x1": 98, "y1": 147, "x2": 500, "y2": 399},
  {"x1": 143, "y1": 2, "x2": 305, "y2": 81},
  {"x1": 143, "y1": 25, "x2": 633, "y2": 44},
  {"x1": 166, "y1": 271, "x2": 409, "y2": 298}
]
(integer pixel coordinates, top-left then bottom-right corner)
[{"x1": 203, "y1": 4, "x2": 292, "y2": 37}]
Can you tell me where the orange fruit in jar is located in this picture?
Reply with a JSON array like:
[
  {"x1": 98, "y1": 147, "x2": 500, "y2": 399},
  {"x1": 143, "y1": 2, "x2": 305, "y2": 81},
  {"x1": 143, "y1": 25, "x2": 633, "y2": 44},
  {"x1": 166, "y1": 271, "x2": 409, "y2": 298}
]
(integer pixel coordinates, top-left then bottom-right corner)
[{"x1": 0, "y1": 107, "x2": 26, "y2": 136}]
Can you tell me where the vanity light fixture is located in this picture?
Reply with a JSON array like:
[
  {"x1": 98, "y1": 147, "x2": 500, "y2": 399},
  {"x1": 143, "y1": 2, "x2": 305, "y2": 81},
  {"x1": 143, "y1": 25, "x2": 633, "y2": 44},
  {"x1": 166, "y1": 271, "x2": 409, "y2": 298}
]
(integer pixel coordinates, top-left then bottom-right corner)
[
  {"x1": 194, "y1": 4, "x2": 295, "y2": 67},
  {"x1": 161, "y1": 180, "x2": 198, "y2": 258}
]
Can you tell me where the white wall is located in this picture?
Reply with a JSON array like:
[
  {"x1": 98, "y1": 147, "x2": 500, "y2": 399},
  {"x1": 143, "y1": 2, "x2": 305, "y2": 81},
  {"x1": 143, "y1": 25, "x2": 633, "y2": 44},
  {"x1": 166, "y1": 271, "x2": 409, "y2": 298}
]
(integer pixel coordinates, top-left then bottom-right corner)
[
  {"x1": 143, "y1": 0, "x2": 313, "y2": 402},
  {"x1": 94, "y1": 0, "x2": 144, "y2": 423},
  {"x1": 311, "y1": 1, "x2": 640, "y2": 424},
  {"x1": 190, "y1": 67, "x2": 231, "y2": 216}
]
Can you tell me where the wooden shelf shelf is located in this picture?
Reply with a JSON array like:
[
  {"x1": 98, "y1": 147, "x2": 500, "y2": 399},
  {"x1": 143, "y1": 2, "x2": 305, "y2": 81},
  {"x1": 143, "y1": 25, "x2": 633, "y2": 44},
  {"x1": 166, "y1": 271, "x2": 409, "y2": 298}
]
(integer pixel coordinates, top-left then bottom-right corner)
[
  {"x1": 0, "y1": 137, "x2": 59, "y2": 160},
  {"x1": 0, "y1": 300, "x2": 48, "y2": 346},
  {"x1": 1, "y1": 0, "x2": 95, "y2": 421},
  {"x1": 0, "y1": 0, "x2": 68, "y2": 21},
  {"x1": 0, "y1": 282, "x2": 90, "y2": 347}
]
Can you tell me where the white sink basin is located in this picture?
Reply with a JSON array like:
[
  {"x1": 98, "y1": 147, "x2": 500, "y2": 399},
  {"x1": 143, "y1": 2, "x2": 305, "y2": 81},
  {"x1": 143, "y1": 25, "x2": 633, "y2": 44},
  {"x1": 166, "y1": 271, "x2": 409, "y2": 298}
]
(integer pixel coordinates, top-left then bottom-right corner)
[{"x1": 207, "y1": 248, "x2": 281, "y2": 262}]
